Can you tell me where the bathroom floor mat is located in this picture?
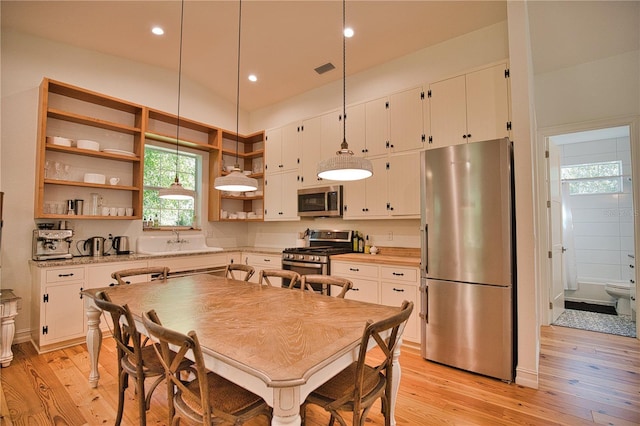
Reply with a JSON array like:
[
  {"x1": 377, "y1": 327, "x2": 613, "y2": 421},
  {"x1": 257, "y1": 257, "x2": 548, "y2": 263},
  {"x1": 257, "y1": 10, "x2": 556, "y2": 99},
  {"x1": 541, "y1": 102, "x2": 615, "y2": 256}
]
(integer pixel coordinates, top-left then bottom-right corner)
[
  {"x1": 553, "y1": 309, "x2": 636, "y2": 338},
  {"x1": 565, "y1": 301, "x2": 617, "y2": 315}
]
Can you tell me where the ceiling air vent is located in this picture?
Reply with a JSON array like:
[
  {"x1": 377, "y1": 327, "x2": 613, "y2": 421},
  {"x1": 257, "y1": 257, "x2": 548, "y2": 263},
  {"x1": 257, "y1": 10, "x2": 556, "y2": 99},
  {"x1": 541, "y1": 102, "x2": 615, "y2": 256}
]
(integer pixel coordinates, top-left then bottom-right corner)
[{"x1": 314, "y1": 62, "x2": 335, "y2": 75}]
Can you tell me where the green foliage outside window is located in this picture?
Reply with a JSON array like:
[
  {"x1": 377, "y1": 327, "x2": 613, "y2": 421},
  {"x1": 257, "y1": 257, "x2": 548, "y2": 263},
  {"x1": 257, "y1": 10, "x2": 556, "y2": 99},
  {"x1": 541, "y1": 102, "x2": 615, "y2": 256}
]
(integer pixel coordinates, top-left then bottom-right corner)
[
  {"x1": 143, "y1": 146, "x2": 199, "y2": 227},
  {"x1": 561, "y1": 161, "x2": 622, "y2": 195}
]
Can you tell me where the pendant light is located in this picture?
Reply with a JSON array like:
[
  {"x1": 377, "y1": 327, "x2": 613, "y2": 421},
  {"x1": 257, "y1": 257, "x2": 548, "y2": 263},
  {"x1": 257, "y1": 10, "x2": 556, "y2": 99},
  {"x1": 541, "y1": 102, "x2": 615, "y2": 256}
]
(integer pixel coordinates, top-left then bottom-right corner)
[
  {"x1": 159, "y1": 0, "x2": 195, "y2": 200},
  {"x1": 214, "y1": 0, "x2": 258, "y2": 192},
  {"x1": 317, "y1": 0, "x2": 372, "y2": 181}
]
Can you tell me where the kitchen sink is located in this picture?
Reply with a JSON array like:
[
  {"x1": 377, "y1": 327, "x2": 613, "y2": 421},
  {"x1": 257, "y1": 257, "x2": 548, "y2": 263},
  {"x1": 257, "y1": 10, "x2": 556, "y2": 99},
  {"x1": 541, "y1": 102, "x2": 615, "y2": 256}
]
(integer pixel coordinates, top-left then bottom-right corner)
[{"x1": 136, "y1": 234, "x2": 223, "y2": 255}]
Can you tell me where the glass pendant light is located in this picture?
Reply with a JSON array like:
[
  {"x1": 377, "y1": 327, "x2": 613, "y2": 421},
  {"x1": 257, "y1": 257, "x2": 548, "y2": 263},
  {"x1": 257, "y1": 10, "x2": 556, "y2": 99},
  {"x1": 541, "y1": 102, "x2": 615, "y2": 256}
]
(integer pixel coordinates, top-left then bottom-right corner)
[
  {"x1": 317, "y1": 0, "x2": 372, "y2": 181},
  {"x1": 214, "y1": 0, "x2": 258, "y2": 192},
  {"x1": 159, "y1": 0, "x2": 195, "y2": 200}
]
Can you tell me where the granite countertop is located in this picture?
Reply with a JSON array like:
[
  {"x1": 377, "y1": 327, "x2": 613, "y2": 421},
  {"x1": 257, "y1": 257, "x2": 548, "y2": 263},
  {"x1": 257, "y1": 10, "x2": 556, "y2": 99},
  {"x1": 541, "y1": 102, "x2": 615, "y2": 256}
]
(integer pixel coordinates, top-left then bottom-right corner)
[
  {"x1": 331, "y1": 247, "x2": 421, "y2": 267},
  {"x1": 30, "y1": 246, "x2": 284, "y2": 268}
]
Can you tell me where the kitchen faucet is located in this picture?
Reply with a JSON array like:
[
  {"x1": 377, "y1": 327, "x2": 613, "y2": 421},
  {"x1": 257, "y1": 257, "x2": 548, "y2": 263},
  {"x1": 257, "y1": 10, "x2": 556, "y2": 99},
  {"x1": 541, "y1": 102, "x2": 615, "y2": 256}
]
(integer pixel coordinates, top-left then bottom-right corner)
[{"x1": 168, "y1": 229, "x2": 188, "y2": 245}]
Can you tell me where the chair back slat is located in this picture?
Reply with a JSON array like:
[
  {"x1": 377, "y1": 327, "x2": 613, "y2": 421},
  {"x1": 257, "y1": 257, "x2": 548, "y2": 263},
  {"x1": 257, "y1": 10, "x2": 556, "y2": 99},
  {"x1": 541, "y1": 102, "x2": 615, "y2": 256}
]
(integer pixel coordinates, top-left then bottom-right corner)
[
  {"x1": 224, "y1": 264, "x2": 255, "y2": 281},
  {"x1": 111, "y1": 266, "x2": 170, "y2": 285},
  {"x1": 300, "y1": 274, "x2": 353, "y2": 298},
  {"x1": 258, "y1": 269, "x2": 301, "y2": 287}
]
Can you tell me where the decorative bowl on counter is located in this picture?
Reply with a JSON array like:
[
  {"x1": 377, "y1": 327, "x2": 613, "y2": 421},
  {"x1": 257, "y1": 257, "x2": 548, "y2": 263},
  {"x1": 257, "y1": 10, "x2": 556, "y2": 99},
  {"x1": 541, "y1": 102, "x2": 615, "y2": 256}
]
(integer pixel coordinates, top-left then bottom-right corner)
[{"x1": 83, "y1": 173, "x2": 106, "y2": 184}]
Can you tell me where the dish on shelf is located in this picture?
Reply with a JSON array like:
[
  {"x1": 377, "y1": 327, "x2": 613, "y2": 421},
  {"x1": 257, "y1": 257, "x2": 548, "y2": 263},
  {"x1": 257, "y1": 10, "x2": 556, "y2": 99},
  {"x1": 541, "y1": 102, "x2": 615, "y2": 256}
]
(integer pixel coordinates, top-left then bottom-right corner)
[
  {"x1": 76, "y1": 139, "x2": 100, "y2": 151},
  {"x1": 243, "y1": 170, "x2": 252, "y2": 176},
  {"x1": 84, "y1": 173, "x2": 106, "y2": 184},
  {"x1": 46, "y1": 136, "x2": 73, "y2": 147},
  {"x1": 102, "y1": 148, "x2": 136, "y2": 157}
]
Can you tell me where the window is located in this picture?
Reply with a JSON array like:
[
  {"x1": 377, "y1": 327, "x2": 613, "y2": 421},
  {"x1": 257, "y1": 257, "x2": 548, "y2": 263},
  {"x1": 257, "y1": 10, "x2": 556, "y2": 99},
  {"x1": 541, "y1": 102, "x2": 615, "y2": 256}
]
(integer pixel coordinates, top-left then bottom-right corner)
[
  {"x1": 143, "y1": 145, "x2": 201, "y2": 227},
  {"x1": 561, "y1": 160, "x2": 623, "y2": 195}
]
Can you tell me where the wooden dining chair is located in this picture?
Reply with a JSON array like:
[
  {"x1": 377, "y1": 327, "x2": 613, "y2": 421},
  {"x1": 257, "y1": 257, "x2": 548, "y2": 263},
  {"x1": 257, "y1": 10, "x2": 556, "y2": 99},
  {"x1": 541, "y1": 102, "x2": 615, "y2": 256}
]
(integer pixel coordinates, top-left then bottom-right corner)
[
  {"x1": 141, "y1": 309, "x2": 272, "y2": 425},
  {"x1": 111, "y1": 266, "x2": 170, "y2": 285},
  {"x1": 300, "y1": 274, "x2": 353, "y2": 298},
  {"x1": 258, "y1": 269, "x2": 301, "y2": 287},
  {"x1": 93, "y1": 290, "x2": 191, "y2": 426},
  {"x1": 302, "y1": 300, "x2": 414, "y2": 426},
  {"x1": 224, "y1": 263, "x2": 255, "y2": 281}
]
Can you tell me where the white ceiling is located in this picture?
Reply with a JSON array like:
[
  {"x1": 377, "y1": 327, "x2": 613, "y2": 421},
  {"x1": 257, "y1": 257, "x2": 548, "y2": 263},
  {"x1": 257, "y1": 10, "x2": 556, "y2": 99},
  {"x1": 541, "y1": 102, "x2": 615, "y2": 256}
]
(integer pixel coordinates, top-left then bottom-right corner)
[{"x1": 1, "y1": 0, "x2": 507, "y2": 112}]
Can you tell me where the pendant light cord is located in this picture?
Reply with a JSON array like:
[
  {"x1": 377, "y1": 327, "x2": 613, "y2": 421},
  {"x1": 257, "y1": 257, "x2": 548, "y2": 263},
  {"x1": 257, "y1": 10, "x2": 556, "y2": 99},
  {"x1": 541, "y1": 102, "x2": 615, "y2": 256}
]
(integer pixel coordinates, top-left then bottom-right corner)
[
  {"x1": 174, "y1": 0, "x2": 185, "y2": 181},
  {"x1": 235, "y1": 0, "x2": 242, "y2": 167},
  {"x1": 341, "y1": 0, "x2": 348, "y2": 149}
]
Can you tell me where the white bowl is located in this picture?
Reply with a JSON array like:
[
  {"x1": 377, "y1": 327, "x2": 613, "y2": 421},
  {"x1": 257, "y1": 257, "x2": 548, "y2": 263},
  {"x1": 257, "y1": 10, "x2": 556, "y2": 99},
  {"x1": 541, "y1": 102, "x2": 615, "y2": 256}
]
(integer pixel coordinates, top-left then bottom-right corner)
[
  {"x1": 46, "y1": 136, "x2": 73, "y2": 147},
  {"x1": 76, "y1": 139, "x2": 100, "y2": 151},
  {"x1": 229, "y1": 214, "x2": 238, "y2": 220},
  {"x1": 243, "y1": 170, "x2": 252, "y2": 176},
  {"x1": 245, "y1": 191, "x2": 255, "y2": 197},
  {"x1": 225, "y1": 165, "x2": 235, "y2": 172},
  {"x1": 237, "y1": 211, "x2": 247, "y2": 219},
  {"x1": 83, "y1": 173, "x2": 106, "y2": 184}
]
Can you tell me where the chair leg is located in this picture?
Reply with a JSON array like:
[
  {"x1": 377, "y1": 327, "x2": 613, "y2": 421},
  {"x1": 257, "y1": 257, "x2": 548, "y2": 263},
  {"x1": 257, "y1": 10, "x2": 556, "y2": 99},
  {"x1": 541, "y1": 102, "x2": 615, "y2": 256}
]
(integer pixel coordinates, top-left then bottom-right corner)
[
  {"x1": 115, "y1": 370, "x2": 127, "y2": 426},
  {"x1": 136, "y1": 374, "x2": 147, "y2": 426}
]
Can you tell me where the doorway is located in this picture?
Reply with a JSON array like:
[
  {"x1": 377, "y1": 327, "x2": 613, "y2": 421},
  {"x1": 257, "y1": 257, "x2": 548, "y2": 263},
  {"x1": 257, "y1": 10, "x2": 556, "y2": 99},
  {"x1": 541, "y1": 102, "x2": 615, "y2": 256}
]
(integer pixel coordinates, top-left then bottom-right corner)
[{"x1": 544, "y1": 124, "x2": 637, "y2": 338}]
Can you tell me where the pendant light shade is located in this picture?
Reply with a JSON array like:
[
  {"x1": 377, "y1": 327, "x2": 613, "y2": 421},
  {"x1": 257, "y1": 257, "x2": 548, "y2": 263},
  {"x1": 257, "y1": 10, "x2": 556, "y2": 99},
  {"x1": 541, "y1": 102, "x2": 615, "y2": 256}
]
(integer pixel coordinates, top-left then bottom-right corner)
[
  {"x1": 214, "y1": 0, "x2": 258, "y2": 193},
  {"x1": 214, "y1": 167, "x2": 258, "y2": 192},
  {"x1": 159, "y1": 177, "x2": 195, "y2": 200},
  {"x1": 160, "y1": 0, "x2": 195, "y2": 200},
  {"x1": 317, "y1": 0, "x2": 372, "y2": 182}
]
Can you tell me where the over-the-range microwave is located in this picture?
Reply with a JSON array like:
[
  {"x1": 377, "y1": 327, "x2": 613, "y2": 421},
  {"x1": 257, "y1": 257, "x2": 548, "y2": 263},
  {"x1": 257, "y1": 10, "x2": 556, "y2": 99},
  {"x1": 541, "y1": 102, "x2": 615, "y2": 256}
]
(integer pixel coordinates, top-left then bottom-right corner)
[{"x1": 297, "y1": 185, "x2": 343, "y2": 217}]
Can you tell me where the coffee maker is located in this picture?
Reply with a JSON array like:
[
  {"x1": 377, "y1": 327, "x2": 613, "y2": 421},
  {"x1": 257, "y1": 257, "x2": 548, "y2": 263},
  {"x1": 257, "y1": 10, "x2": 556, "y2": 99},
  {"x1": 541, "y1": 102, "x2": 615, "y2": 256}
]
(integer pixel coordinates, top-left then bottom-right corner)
[{"x1": 32, "y1": 229, "x2": 73, "y2": 260}]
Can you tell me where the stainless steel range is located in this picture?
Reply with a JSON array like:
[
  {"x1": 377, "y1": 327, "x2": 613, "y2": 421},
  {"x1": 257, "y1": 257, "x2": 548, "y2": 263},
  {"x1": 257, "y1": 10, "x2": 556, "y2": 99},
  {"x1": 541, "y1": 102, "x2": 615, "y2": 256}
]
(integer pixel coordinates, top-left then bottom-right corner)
[{"x1": 282, "y1": 230, "x2": 354, "y2": 292}]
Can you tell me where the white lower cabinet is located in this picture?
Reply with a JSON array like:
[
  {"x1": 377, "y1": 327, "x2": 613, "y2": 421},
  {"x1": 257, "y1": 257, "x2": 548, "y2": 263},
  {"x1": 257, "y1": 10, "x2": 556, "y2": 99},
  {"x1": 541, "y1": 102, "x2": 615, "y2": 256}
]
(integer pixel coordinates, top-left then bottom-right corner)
[
  {"x1": 243, "y1": 253, "x2": 282, "y2": 284},
  {"x1": 380, "y1": 266, "x2": 419, "y2": 343},
  {"x1": 31, "y1": 265, "x2": 86, "y2": 353},
  {"x1": 331, "y1": 260, "x2": 419, "y2": 344}
]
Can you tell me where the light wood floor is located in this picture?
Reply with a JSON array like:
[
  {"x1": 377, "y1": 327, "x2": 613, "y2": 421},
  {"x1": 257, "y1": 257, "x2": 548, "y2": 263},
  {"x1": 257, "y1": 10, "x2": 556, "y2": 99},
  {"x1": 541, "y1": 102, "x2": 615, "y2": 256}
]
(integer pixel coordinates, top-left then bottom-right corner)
[{"x1": 1, "y1": 325, "x2": 639, "y2": 425}]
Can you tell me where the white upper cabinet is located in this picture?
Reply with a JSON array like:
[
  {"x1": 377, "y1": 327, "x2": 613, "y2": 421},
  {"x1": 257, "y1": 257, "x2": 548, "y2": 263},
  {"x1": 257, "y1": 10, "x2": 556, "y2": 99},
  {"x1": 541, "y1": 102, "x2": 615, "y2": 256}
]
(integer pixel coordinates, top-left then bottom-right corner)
[
  {"x1": 364, "y1": 97, "x2": 389, "y2": 158},
  {"x1": 429, "y1": 62, "x2": 510, "y2": 149},
  {"x1": 265, "y1": 121, "x2": 300, "y2": 173},
  {"x1": 343, "y1": 157, "x2": 388, "y2": 219},
  {"x1": 387, "y1": 151, "x2": 420, "y2": 217},
  {"x1": 388, "y1": 87, "x2": 426, "y2": 153},
  {"x1": 264, "y1": 169, "x2": 299, "y2": 221}
]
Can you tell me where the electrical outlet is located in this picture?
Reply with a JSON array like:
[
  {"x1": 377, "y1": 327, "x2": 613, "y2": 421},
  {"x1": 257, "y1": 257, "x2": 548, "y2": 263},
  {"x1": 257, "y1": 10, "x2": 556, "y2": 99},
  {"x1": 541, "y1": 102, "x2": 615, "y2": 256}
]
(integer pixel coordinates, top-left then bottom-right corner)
[{"x1": 387, "y1": 231, "x2": 393, "y2": 241}]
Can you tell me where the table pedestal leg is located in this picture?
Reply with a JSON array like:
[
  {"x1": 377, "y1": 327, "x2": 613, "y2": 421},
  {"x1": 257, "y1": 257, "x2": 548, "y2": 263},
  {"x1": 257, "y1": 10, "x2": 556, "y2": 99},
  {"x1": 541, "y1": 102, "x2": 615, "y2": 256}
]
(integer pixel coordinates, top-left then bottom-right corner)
[
  {"x1": 0, "y1": 300, "x2": 19, "y2": 367},
  {"x1": 388, "y1": 338, "x2": 403, "y2": 426},
  {"x1": 86, "y1": 305, "x2": 102, "y2": 388},
  {"x1": 272, "y1": 387, "x2": 301, "y2": 426}
]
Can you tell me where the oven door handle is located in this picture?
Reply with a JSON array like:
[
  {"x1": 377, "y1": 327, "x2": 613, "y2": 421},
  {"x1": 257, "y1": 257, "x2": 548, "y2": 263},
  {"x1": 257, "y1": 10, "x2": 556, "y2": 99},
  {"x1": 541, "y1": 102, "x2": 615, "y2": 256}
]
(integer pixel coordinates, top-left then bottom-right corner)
[{"x1": 282, "y1": 260, "x2": 325, "y2": 269}]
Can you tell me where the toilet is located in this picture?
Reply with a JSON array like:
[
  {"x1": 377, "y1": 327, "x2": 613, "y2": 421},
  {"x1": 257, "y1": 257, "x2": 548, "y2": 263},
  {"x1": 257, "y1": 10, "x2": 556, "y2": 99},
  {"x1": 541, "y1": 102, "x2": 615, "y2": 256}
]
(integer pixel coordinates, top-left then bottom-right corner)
[{"x1": 605, "y1": 281, "x2": 632, "y2": 316}]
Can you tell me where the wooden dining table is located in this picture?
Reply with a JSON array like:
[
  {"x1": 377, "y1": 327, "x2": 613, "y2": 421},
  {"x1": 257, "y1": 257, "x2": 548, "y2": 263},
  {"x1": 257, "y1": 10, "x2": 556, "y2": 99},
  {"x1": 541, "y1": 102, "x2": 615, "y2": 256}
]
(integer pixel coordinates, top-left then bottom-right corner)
[{"x1": 81, "y1": 274, "x2": 406, "y2": 426}]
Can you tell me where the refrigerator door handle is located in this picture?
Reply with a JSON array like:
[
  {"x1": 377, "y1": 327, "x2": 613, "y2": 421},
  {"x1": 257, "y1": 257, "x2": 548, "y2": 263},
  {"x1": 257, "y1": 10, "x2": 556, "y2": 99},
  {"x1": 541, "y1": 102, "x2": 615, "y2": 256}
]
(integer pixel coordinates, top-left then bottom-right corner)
[
  {"x1": 419, "y1": 283, "x2": 428, "y2": 323},
  {"x1": 423, "y1": 224, "x2": 428, "y2": 275}
]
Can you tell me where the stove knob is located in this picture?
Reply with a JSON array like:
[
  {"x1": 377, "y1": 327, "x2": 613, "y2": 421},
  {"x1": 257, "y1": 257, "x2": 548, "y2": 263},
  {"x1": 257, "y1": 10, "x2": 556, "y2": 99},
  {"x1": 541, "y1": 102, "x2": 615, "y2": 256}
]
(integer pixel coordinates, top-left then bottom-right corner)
[
  {"x1": 313, "y1": 256, "x2": 320, "y2": 261},
  {"x1": 298, "y1": 254, "x2": 305, "y2": 260}
]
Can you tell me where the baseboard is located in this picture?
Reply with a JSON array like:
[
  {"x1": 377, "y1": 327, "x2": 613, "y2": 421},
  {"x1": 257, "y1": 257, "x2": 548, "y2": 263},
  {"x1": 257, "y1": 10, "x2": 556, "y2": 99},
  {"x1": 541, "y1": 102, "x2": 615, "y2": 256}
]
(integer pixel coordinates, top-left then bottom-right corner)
[
  {"x1": 12, "y1": 329, "x2": 31, "y2": 345},
  {"x1": 515, "y1": 366, "x2": 539, "y2": 389}
]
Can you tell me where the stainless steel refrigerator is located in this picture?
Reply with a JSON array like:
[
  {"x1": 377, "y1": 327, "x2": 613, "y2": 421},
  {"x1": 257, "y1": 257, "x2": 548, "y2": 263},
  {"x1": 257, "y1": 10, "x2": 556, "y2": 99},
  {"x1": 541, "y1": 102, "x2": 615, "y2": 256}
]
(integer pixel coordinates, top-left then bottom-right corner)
[{"x1": 420, "y1": 138, "x2": 516, "y2": 382}]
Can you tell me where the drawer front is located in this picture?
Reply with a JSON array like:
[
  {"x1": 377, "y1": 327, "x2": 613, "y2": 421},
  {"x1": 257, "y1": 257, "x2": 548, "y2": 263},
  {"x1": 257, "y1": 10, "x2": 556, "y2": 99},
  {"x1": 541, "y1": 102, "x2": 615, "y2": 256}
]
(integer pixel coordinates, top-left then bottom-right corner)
[
  {"x1": 380, "y1": 266, "x2": 418, "y2": 283},
  {"x1": 332, "y1": 262, "x2": 379, "y2": 279},
  {"x1": 339, "y1": 278, "x2": 379, "y2": 304},
  {"x1": 46, "y1": 267, "x2": 85, "y2": 283},
  {"x1": 244, "y1": 253, "x2": 281, "y2": 268}
]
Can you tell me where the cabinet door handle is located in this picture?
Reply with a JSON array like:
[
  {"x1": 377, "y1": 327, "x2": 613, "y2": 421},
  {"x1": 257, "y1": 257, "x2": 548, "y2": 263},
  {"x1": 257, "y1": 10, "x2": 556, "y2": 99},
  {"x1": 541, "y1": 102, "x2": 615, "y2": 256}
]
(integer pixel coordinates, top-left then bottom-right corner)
[
  {"x1": 264, "y1": 259, "x2": 271, "y2": 262},
  {"x1": 392, "y1": 272, "x2": 404, "y2": 276},
  {"x1": 352, "y1": 287, "x2": 360, "y2": 291},
  {"x1": 392, "y1": 287, "x2": 405, "y2": 292},
  {"x1": 58, "y1": 273, "x2": 74, "y2": 277},
  {"x1": 349, "y1": 268, "x2": 359, "y2": 272}
]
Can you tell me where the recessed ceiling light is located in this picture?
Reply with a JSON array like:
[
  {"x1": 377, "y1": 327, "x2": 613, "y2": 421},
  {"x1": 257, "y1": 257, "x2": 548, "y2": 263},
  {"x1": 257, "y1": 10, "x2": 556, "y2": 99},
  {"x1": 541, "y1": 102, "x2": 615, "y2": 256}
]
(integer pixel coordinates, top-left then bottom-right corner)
[
  {"x1": 152, "y1": 26, "x2": 164, "y2": 36},
  {"x1": 248, "y1": 74, "x2": 257, "y2": 82},
  {"x1": 344, "y1": 27, "x2": 354, "y2": 38}
]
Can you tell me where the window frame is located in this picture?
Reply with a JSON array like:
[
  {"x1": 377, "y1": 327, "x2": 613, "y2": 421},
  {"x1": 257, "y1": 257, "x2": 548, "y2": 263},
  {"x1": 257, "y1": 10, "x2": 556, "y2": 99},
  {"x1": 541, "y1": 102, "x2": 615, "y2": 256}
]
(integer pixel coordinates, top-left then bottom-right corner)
[
  {"x1": 560, "y1": 160, "x2": 624, "y2": 196},
  {"x1": 142, "y1": 143, "x2": 204, "y2": 229}
]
